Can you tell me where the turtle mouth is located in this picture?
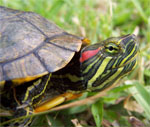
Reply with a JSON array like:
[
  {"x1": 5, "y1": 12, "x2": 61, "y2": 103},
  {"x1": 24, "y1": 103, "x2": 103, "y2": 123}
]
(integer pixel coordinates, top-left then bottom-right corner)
[
  {"x1": 108, "y1": 54, "x2": 138, "y2": 80},
  {"x1": 114, "y1": 53, "x2": 138, "y2": 70}
]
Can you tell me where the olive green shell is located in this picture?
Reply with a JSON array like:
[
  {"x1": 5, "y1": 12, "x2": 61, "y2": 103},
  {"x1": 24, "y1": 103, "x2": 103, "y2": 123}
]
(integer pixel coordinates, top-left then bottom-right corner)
[{"x1": 0, "y1": 6, "x2": 82, "y2": 82}]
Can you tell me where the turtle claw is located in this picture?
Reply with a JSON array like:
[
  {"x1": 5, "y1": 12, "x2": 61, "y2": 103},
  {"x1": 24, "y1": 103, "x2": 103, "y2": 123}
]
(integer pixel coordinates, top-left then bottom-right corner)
[{"x1": 16, "y1": 103, "x2": 29, "y2": 109}]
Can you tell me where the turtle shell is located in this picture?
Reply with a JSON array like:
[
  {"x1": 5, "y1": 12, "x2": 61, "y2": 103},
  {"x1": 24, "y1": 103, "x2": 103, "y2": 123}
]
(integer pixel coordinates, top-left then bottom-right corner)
[{"x1": 0, "y1": 6, "x2": 82, "y2": 84}]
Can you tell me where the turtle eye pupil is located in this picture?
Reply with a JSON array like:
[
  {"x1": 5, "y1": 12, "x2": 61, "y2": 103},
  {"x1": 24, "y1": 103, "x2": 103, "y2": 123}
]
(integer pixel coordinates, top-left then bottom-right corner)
[{"x1": 108, "y1": 46, "x2": 114, "y2": 51}]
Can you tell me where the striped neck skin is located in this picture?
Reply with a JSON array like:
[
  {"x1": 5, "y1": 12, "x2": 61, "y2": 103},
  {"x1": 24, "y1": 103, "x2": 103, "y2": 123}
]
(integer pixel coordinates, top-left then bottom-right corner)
[{"x1": 80, "y1": 34, "x2": 139, "y2": 92}]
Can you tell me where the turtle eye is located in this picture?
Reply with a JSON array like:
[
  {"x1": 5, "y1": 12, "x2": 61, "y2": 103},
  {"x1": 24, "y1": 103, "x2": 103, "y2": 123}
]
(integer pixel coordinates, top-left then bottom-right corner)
[{"x1": 105, "y1": 43, "x2": 119, "y2": 54}]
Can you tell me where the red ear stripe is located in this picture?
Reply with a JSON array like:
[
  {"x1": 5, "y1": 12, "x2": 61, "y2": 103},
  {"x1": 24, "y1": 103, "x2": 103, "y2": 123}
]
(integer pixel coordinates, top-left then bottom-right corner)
[{"x1": 80, "y1": 48, "x2": 101, "y2": 63}]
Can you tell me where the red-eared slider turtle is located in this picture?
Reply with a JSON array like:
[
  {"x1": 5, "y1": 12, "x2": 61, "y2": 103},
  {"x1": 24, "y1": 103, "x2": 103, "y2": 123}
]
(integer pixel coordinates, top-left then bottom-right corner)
[{"x1": 0, "y1": 6, "x2": 139, "y2": 126}]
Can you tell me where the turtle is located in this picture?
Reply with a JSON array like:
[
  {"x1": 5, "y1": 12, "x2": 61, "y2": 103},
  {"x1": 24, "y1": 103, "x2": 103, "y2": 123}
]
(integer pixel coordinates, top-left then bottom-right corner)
[{"x1": 0, "y1": 6, "x2": 139, "y2": 126}]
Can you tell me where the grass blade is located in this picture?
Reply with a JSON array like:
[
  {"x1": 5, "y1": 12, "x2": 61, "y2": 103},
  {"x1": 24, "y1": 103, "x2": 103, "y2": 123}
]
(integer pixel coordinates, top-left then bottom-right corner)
[
  {"x1": 131, "y1": 0, "x2": 148, "y2": 23},
  {"x1": 126, "y1": 81, "x2": 150, "y2": 119},
  {"x1": 91, "y1": 100, "x2": 103, "y2": 127}
]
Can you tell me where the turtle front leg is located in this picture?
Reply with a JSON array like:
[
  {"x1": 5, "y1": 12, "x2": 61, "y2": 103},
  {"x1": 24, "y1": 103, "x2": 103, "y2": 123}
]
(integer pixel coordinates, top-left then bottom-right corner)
[
  {"x1": 34, "y1": 92, "x2": 82, "y2": 113},
  {"x1": 7, "y1": 74, "x2": 51, "y2": 126},
  {"x1": 15, "y1": 74, "x2": 51, "y2": 109}
]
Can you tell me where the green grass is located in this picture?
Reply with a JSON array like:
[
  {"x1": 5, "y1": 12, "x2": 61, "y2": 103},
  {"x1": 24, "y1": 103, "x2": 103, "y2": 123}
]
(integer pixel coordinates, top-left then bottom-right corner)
[{"x1": 0, "y1": 0, "x2": 150, "y2": 126}]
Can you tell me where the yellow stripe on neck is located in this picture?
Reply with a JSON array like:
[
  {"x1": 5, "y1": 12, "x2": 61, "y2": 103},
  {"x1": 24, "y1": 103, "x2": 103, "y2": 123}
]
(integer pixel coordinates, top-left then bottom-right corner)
[
  {"x1": 87, "y1": 57, "x2": 112, "y2": 89},
  {"x1": 89, "y1": 66, "x2": 124, "y2": 91}
]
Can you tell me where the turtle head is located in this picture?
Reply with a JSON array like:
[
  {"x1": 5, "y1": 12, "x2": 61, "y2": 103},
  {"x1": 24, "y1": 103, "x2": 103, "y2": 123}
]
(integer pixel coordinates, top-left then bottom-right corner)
[{"x1": 80, "y1": 34, "x2": 139, "y2": 91}]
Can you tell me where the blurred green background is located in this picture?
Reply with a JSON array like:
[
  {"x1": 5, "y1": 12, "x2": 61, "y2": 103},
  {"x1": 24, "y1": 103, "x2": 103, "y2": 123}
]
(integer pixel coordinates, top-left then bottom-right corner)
[{"x1": 0, "y1": 0, "x2": 150, "y2": 126}]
